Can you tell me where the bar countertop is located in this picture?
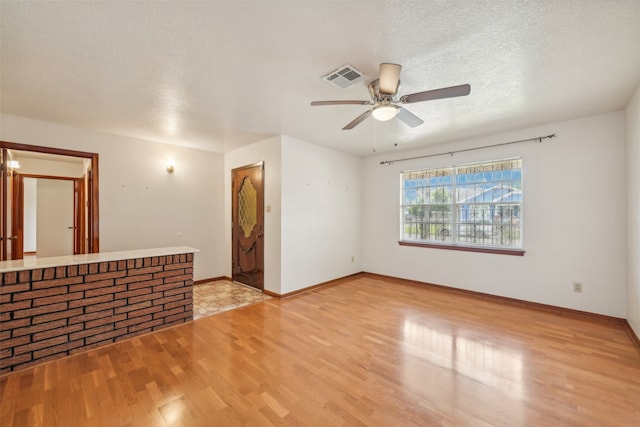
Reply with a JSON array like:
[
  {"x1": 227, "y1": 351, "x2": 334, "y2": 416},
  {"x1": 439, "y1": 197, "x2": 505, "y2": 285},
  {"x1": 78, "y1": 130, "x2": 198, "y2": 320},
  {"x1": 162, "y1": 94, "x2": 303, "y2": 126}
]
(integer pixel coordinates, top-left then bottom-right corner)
[{"x1": 0, "y1": 246, "x2": 200, "y2": 273}]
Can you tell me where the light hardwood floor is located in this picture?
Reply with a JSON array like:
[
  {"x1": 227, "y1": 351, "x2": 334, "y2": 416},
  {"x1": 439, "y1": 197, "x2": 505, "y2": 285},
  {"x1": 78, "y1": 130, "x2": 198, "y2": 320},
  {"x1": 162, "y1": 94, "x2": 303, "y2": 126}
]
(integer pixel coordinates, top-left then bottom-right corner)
[{"x1": 1, "y1": 274, "x2": 639, "y2": 426}]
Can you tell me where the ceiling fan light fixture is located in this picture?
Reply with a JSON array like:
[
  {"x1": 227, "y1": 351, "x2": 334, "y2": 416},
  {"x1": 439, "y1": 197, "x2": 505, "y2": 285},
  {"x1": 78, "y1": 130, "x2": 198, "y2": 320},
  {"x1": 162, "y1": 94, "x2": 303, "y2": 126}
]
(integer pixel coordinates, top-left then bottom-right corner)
[{"x1": 372, "y1": 104, "x2": 398, "y2": 121}]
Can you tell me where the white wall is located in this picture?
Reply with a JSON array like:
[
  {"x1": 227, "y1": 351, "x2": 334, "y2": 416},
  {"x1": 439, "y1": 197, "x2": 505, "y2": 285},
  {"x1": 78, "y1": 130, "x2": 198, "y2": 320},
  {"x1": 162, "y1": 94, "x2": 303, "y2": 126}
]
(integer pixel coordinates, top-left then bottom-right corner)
[
  {"x1": 1, "y1": 114, "x2": 226, "y2": 281},
  {"x1": 224, "y1": 136, "x2": 282, "y2": 293},
  {"x1": 23, "y1": 178, "x2": 37, "y2": 252},
  {"x1": 626, "y1": 84, "x2": 640, "y2": 335},
  {"x1": 280, "y1": 136, "x2": 361, "y2": 294},
  {"x1": 362, "y1": 112, "x2": 627, "y2": 317}
]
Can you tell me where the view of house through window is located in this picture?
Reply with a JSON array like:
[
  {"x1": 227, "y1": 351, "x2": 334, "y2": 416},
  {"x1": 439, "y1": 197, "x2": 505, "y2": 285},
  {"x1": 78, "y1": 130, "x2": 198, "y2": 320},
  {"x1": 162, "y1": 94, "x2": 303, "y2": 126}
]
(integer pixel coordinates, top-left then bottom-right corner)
[{"x1": 401, "y1": 158, "x2": 523, "y2": 249}]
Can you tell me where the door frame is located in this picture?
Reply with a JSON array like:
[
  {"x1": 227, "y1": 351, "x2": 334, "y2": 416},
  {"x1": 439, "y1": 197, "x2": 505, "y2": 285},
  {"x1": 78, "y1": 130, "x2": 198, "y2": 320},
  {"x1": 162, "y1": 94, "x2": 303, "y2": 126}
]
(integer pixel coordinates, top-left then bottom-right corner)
[
  {"x1": 74, "y1": 177, "x2": 86, "y2": 254},
  {"x1": 0, "y1": 141, "x2": 100, "y2": 254},
  {"x1": 231, "y1": 162, "x2": 265, "y2": 290},
  {"x1": 1, "y1": 148, "x2": 7, "y2": 259},
  {"x1": 11, "y1": 170, "x2": 24, "y2": 259}
]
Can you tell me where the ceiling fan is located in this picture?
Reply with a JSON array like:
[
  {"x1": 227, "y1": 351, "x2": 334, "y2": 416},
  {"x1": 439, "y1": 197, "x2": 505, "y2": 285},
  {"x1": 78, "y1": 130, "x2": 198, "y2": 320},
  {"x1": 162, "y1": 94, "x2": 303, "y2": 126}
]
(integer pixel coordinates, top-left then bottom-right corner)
[{"x1": 310, "y1": 63, "x2": 470, "y2": 130}]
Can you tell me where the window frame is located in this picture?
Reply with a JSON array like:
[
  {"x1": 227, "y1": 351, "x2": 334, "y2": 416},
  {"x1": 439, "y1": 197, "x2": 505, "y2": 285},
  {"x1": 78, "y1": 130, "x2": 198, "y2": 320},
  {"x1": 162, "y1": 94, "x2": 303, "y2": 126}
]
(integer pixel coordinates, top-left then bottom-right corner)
[{"x1": 399, "y1": 157, "x2": 525, "y2": 256}]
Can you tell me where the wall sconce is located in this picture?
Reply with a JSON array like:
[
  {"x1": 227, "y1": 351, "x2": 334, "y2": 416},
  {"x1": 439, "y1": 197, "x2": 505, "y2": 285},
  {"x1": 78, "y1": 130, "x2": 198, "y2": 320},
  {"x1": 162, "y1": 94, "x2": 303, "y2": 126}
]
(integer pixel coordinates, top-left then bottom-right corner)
[
  {"x1": 166, "y1": 160, "x2": 175, "y2": 174},
  {"x1": 7, "y1": 160, "x2": 20, "y2": 171}
]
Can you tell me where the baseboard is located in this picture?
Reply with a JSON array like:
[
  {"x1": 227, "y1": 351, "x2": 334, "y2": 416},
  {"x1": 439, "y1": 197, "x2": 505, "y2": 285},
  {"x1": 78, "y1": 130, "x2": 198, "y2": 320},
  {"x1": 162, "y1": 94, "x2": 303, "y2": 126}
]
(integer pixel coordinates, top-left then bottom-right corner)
[
  {"x1": 361, "y1": 272, "x2": 627, "y2": 327},
  {"x1": 194, "y1": 276, "x2": 232, "y2": 285},
  {"x1": 624, "y1": 321, "x2": 640, "y2": 352},
  {"x1": 264, "y1": 272, "x2": 365, "y2": 299},
  {"x1": 263, "y1": 289, "x2": 280, "y2": 298}
]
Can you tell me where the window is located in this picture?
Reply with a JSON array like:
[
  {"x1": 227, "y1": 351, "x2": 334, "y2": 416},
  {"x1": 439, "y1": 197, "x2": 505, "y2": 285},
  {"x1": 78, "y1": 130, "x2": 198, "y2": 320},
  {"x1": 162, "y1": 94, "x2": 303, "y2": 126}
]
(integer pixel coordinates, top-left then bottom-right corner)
[{"x1": 400, "y1": 158, "x2": 523, "y2": 253}]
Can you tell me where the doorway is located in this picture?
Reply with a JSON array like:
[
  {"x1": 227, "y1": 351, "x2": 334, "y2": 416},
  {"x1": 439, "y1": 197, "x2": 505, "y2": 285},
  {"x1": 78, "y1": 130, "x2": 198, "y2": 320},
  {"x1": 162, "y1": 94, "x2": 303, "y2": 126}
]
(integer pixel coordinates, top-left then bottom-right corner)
[
  {"x1": 26, "y1": 177, "x2": 75, "y2": 257},
  {"x1": 0, "y1": 141, "x2": 99, "y2": 260},
  {"x1": 231, "y1": 162, "x2": 264, "y2": 290}
]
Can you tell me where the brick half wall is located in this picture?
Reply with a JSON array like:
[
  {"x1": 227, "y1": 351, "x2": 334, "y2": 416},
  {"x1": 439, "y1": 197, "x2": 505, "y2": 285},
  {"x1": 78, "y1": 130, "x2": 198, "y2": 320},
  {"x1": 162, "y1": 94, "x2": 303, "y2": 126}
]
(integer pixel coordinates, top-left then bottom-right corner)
[{"x1": 0, "y1": 253, "x2": 194, "y2": 374}]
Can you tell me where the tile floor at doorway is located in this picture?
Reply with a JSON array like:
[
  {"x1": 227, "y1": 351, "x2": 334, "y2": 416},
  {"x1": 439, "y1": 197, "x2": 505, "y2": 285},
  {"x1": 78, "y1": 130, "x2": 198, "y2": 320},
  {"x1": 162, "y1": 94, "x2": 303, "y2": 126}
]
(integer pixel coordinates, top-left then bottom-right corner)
[{"x1": 192, "y1": 280, "x2": 270, "y2": 320}]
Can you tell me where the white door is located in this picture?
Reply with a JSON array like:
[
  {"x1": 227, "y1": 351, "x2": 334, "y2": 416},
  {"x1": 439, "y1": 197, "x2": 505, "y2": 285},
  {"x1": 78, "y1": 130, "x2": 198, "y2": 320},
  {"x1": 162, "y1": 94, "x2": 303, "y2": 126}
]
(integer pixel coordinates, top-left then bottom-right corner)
[{"x1": 37, "y1": 179, "x2": 74, "y2": 257}]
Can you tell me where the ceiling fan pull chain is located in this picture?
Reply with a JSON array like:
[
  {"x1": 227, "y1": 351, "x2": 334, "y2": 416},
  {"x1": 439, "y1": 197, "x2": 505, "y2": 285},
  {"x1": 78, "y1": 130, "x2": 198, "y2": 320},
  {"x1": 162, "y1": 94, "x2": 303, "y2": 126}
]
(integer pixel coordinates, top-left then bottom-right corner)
[{"x1": 373, "y1": 119, "x2": 377, "y2": 153}]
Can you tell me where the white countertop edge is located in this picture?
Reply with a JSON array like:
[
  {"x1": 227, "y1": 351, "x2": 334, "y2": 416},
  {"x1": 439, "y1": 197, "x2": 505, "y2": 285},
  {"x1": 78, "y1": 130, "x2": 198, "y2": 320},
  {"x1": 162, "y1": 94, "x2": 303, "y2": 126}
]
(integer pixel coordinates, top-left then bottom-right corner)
[{"x1": 0, "y1": 246, "x2": 200, "y2": 273}]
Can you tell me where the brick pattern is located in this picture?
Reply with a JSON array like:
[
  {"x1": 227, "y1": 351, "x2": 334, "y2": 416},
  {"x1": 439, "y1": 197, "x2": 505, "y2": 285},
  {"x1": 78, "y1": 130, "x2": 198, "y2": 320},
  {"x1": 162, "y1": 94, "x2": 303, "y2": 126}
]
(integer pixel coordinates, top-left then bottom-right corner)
[{"x1": 0, "y1": 253, "x2": 194, "y2": 374}]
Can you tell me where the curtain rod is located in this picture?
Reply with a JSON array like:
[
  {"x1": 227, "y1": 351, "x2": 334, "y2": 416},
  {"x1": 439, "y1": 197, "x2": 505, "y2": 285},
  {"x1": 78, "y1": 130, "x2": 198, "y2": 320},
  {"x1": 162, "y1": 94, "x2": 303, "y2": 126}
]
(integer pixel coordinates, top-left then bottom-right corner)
[{"x1": 379, "y1": 133, "x2": 557, "y2": 166}]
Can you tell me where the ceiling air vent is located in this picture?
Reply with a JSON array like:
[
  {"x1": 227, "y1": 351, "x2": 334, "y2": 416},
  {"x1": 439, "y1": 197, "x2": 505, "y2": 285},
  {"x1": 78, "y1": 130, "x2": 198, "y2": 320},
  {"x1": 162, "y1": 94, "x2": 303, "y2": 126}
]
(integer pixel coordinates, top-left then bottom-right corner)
[{"x1": 322, "y1": 64, "x2": 366, "y2": 89}]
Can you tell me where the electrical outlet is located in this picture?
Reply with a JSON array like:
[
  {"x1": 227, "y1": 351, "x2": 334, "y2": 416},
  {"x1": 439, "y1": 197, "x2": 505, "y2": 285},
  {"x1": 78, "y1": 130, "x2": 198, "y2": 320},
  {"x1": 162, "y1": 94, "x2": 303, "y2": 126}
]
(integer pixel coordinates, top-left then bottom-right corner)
[
  {"x1": 573, "y1": 282, "x2": 583, "y2": 293},
  {"x1": 351, "y1": 256, "x2": 355, "y2": 263}
]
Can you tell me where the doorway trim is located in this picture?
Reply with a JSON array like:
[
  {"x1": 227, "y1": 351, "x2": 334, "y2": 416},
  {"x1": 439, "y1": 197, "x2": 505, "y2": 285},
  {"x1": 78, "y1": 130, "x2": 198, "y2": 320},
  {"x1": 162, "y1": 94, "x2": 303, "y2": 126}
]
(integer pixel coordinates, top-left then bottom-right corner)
[
  {"x1": 22, "y1": 174, "x2": 85, "y2": 256},
  {"x1": 0, "y1": 141, "x2": 99, "y2": 253}
]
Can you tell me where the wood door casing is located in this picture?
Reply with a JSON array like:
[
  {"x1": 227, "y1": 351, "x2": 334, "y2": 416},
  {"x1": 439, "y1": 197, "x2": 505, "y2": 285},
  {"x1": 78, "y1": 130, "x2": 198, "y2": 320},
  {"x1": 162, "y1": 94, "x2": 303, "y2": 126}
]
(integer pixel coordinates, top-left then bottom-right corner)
[
  {"x1": 1, "y1": 149, "x2": 7, "y2": 260},
  {"x1": 87, "y1": 167, "x2": 97, "y2": 253},
  {"x1": 11, "y1": 171, "x2": 24, "y2": 259},
  {"x1": 231, "y1": 163, "x2": 264, "y2": 290},
  {"x1": 74, "y1": 177, "x2": 86, "y2": 254},
  {"x1": 0, "y1": 141, "x2": 99, "y2": 254}
]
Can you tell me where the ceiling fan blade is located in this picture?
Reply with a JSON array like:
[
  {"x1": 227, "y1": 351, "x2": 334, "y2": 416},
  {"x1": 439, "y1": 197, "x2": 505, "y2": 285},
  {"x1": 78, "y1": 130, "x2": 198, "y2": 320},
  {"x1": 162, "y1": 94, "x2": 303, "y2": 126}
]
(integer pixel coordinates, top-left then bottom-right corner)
[
  {"x1": 343, "y1": 109, "x2": 372, "y2": 130},
  {"x1": 396, "y1": 107, "x2": 424, "y2": 128},
  {"x1": 401, "y1": 84, "x2": 471, "y2": 104},
  {"x1": 310, "y1": 100, "x2": 371, "y2": 106},
  {"x1": 379, "y1": 63, "x2": 402, "y2": 95}
]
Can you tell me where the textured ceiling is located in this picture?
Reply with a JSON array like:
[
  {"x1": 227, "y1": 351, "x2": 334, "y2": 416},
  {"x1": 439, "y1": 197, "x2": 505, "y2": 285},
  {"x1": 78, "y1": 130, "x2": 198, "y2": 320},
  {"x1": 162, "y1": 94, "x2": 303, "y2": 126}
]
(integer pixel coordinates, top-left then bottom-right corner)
[{"x1": 1, "y1": 1, "x2": 639, "y2": 157}]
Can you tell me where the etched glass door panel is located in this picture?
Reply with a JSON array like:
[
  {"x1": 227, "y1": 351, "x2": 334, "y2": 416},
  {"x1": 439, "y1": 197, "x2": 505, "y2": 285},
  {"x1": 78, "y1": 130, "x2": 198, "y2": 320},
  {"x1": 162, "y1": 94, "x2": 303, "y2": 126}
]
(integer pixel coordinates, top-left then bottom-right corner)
[{"x1": 238, "y1": 177, "x2": 257, "y2": 238}]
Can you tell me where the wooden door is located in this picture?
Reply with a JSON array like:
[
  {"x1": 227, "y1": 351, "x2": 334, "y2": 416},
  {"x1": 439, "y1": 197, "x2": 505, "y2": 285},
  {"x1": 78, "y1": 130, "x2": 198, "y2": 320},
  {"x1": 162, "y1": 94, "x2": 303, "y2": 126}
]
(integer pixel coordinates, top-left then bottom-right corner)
[
  {"x1": 11, "y1": 171, "x2": 23, "y2": 259},
  {"x1": 0, "y1": 149, "x2": 23, "y2": 260},
  {"x1": 87, "y1": 167, "x2": 97, "y2": 253},
  {"x1": 231, "y1": 163, "x2": 264, "y2": 290},
  {"x1": 74, "y1": 177, "x2": 86, "y2": 254}
]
